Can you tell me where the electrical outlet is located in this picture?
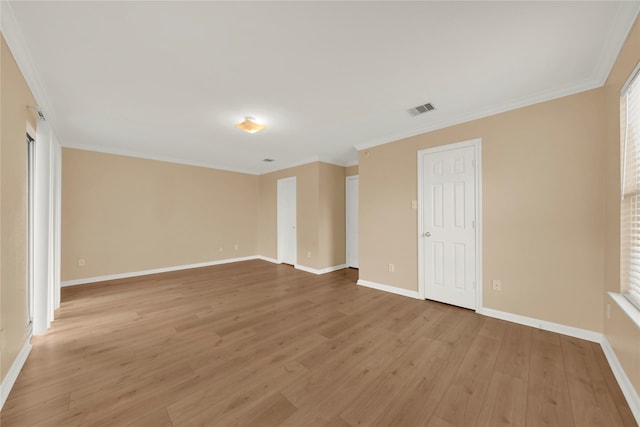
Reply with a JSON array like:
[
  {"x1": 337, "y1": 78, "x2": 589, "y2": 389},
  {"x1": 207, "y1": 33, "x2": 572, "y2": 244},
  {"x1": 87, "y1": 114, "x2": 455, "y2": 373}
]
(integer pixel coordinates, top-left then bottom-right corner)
[
  {"x1": 78, "y1": 258, "x2": 86, "y2": 267},
  {"x1": 219, "y1": 247, "x2": 223, "y2": 252},
  {"x1": 234, "y1": 244, "x2": 239, "y2": 251},
  {"x1": 307, "y1": 251, "x2": 312, "y2": 258},
  {"x1": 389, "y1": 263, "x2": 395, "y2": 272},
  {"x1": 492, "y1": 279, "x2": 502, "y2": 291},
  {"x1": 411, "y1": 200, "x2": 417, "y2": 209}
]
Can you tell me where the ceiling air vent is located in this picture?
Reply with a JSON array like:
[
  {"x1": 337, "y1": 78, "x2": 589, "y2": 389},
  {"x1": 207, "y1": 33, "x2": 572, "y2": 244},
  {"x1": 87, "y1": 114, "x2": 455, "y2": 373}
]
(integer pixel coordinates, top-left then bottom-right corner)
[
  {"x1": 262, "y1": 158, "x2": 275, "y2": 162},
  {"x1": 408, "y1": 102, "x2": 435, "y2": 117}
]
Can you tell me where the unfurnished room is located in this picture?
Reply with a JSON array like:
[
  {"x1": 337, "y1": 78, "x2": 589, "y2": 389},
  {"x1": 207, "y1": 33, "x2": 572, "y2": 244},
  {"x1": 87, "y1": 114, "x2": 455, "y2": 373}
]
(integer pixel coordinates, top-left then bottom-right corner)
[{"x1": 1, "y1": 1, "x2": 640, "y2": 426}]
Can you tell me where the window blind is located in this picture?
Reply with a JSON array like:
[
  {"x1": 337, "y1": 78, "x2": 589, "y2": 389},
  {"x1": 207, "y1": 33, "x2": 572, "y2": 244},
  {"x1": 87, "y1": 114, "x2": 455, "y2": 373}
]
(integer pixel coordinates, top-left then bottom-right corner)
[{"x1": 621, "y1": 64, "x2": 640, "y2": 311}]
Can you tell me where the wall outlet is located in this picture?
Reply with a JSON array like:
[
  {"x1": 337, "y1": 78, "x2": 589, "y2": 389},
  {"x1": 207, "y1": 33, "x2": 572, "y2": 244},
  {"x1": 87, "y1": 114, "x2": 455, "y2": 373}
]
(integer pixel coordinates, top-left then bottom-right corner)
[
  {"x1": 219, "y1": 247, "x2": 223, "y2": 252},
  {"x1": 234, "y1": 244, "x2": 239, "y2": 251},
  {"x1": 307, "y1": 251, "x2": 312, "y2": 258},
  {"x1": 492, "y1": 279, "x2": 502, "y2": 291},
  {"x1": 389, "y1": 263, "x2": 395, "y2": 272},
  {"x1": 411, "y1": 200, "x2": 417, "y2": 209},
  {"x1": 78, "y1": 258, "x2": 86, "y2": 267}
]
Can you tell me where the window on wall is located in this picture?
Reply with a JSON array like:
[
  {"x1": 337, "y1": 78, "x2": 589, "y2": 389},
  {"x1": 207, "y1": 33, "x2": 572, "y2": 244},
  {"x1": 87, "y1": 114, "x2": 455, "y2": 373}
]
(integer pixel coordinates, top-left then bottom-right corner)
[{"x1": 621, "y1": 62, "x2": 640, "y2": 311}]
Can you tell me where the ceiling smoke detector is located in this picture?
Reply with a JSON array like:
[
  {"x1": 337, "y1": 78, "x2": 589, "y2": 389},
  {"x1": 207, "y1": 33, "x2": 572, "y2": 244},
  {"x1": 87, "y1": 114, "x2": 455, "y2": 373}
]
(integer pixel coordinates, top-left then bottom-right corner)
[
  {"x1": 408, "y1": 102, "x2": 436, "y2": 117},
  {"x1": 262, "y1": 158, "x2": 275, "y2": 162}
]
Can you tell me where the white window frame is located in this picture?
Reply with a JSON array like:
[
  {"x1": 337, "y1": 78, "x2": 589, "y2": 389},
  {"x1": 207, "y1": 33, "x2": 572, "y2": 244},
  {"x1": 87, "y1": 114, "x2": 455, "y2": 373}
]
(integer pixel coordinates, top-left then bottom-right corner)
[{"x1": 620, "y1": 59, "x2": 640, "y2": 316}]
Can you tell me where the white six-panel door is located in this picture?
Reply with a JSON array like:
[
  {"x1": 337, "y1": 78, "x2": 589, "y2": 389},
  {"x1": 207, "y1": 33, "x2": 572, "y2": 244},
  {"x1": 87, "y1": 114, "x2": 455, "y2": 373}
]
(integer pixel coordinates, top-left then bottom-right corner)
[
  {"x1": 277, "y1": 177, "x2": 297, "y2": 265},
  {"x1": 420, "y1": 142, "x2": 478, "y2": 309}
]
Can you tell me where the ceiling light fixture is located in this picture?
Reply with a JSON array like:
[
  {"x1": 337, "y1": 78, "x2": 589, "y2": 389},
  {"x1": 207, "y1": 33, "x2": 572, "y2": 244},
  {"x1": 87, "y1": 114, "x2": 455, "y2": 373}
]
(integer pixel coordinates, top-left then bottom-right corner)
[{"x1": 235, "y1": 116, "x2": 266, "y2": 134}]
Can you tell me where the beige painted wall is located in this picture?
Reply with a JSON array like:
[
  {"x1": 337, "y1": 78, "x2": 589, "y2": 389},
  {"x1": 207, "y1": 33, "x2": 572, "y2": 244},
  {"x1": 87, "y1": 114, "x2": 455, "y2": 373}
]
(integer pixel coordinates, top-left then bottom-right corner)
[
  {"x1": 1, "y1": 35, "x2": 38, "y2": 381},
  {"x1": 345, "y1": 165, "x2": 359, "y2": 176},
  {"x1": 61, "y1": 149, "x2": 259, "y2": 280},
  {"x1": 318, "y1": 163, "x2": 346, "y2": 269},
  {"x1": 259, "y1": 161, "x2": 346, "y2": 270},
  {"x1": 603, "y1": 15, "x2": 640, "y2": 398},
  {"x1": 360, "y1": 88, "x2": 605, "y2": 332}
]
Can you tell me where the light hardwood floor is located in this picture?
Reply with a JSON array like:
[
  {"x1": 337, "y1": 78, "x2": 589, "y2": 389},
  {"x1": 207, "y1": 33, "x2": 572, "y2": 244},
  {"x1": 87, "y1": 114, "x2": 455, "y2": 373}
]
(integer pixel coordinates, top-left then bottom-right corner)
[{"x1": 2, "y1": 260, "x2": 635, "y2": 426}]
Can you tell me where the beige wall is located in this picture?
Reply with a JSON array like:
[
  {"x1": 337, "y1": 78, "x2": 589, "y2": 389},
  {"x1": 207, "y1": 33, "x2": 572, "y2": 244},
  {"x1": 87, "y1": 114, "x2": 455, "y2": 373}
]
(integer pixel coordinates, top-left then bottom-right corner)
[
  {"x1": 318, "y1": 163, "x2": 346, "y2": 269},
  {"x1": 0, "y1": 35, "x2": 38, "y2": 381},
  {"x1": 345, "y1": 165, "x2": 359, "y2": 176},
  {"x1": 259, "y1": 161, "x2": 346, "y2": 270},
  {"x1": 603, "y1": 15, "x2": 640, "y2": 397},
  {"x1": 360, "y1": 88, "x2": 606, "y2": 332},
  {"x1": 61, "y1": 149, "x2": 259, "y2": 280}
]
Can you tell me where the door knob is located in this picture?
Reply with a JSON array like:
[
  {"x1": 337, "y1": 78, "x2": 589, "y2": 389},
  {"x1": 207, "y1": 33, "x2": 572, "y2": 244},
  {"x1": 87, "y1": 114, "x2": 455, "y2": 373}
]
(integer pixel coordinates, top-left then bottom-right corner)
[{"x1": 424, "y1": 232, "x2": 431, "y2": 237}]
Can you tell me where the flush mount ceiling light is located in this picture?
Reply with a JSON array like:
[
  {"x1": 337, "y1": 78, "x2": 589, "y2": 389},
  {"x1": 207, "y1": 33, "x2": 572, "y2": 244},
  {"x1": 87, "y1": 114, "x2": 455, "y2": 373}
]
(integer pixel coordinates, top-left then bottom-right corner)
[{"x1": 235, "y1": 116, "x2": 266, "y2": 134}]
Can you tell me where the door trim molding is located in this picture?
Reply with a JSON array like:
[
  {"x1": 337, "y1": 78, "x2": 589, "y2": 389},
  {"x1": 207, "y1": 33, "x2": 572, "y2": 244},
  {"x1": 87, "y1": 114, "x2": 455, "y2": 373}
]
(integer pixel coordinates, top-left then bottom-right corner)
[
  {"x1": 277, "y1": 176, "x2": 297, "y2": 265},
  {"x1": 417, "y1": 138, "x2": 483, "y2": 309}
]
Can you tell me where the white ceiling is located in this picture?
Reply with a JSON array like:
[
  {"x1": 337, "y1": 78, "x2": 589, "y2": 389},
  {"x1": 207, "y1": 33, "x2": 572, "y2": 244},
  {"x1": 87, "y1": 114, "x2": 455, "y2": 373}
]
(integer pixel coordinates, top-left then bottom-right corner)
[{"x1": 4, "y1": 1, "x2": 640, "y2": 174}]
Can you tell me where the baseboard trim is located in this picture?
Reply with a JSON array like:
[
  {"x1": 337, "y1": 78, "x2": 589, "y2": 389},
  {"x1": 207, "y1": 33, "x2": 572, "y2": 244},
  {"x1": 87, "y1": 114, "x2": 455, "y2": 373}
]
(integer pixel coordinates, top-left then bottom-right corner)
[
  {"x1": 357, "y1": 279, "x2": 422, "y2": 299},
  {"x1": 476, "y1": 307, "x2": 602, "y2": 343},
  {"x1": 61, "y1": 256, "x2": 260, "y2": 287},
  {"x1": 256, "y1": 256, "x2": 280, "y2": 264},
  {"x1": 295, "y1": 264, "x2": 348, "y2": 275},
  {"x1": 1, "y1": 337, "x2": 32, "y2": 410},
  {"x1": 601, "y1": 336, "x2": 640, "y2": 424}
]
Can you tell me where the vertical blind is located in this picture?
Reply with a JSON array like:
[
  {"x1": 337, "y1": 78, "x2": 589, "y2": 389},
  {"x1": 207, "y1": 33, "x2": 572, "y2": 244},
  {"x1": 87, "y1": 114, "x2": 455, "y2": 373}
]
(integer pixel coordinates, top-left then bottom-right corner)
[{"x1": 621, "y1": 63, "x2": 640, "y2": 310}]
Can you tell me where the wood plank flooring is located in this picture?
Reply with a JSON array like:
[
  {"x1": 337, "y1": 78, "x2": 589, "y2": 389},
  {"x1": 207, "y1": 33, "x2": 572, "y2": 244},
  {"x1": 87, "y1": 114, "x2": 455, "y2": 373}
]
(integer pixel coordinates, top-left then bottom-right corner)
[{"x1": 1, "y1": 260, "x2": 635, "y2": 426}]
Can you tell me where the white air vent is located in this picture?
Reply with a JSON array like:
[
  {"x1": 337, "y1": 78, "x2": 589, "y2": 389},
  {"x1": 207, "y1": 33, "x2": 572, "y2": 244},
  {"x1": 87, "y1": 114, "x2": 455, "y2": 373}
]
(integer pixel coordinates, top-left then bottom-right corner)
[
  {"x1": 408, "y1": 102, "x2": 435, "y2": 116},
  {"x1": 263, "y1": 158, "x2": 275, "y2": 162}
]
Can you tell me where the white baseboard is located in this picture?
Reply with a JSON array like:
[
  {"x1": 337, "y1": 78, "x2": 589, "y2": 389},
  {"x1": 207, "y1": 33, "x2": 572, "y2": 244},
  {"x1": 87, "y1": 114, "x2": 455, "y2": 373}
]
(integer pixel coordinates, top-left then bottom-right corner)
[
  {"x1": 295, "y1": 264, "x2": 348, "y2": 275},
  {"x1": 256, "y1": 256, "x2": 280, "y2": 264},
  {"x1": 476, "y1": 307, "x2": 602, "y2": 343},
  {"x1": 61, "y1": 256, "x2": 259, "y2": 287},
  {"x1": 357, "y1": 279, "x2": 422, "y2": 299},
  {"x1": 601, "y1": 336, "x2": 640, "y2": 424},
  {"x1": 1, "y1": 337, "x2": 32, "y2": 410}
]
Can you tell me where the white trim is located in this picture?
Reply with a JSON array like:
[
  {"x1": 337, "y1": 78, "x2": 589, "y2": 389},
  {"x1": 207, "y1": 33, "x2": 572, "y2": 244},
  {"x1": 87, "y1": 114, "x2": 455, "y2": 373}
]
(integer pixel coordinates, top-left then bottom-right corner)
[
  {"x1": 61, "y1": 256, "x2": 258, "y2": 287},
  {"x1": 1, "y1": 2, "x2": 60, "y2": 137},
  {"x1": 603, "y1": 2, "x2": 640, "y2": 91},
  {"x1": 344, "y1": 159, "x2": 359, "y2": 167},
  {"x1": 417, "y1": 138, "x2": 483, "y2": 310},
  {"x1": 295, "y1": 264, "x2": 348, "y2": 275},
  {"x1": 256, "y1": 255, "x2": 281, "y2": 264},
  {"x1": 476, "y1": 307, "x2": 602, "y2": 343},
  {"x1": 357, "y1": 279, "x2": 422, "y2": 300},
  {"x1": 0, "y1": 337, "x2": 32, "y2": 411},
  {"x1": 601, "y1": 335, "x2": 640, "y2": 424},
  {"x1": 609, "y1": 292, "x2": 640, "y2": 329},
  {"x1": 63, "y1": 143, "x2": 260, "y2": 176}
]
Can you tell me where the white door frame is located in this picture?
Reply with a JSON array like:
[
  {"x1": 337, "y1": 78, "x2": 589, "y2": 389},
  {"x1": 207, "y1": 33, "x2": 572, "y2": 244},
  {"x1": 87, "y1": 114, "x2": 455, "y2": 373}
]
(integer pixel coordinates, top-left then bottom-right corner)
[
  {"x1": 346, "y1": 175, "x2": 359, "y2": 268},
  {"x1": 417, "y1": 138, "x2": 483, "y2": 310},
  {"x1": 277, "y1": 176, "x2": 297, "y2": 265}
]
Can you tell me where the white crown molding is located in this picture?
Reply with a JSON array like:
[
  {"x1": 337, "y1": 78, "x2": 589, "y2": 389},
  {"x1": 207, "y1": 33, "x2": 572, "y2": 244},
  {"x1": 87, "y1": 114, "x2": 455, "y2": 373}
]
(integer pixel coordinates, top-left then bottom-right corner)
[
  {"x1": 592, "y1": 1, "x2": 640, "y2": 87},
  {"x1": 354, "y1": 5, "x2": 640, "y2": 153},
  {"x1": 1, "y1": 1, "x2": 59, "y2": 134},
  {"x1": 354, "y1": 78, "x2": 600, "y2": 152},
  {"x1": 0, "y1": 337, "x2": 32, "y2": 411},
  {"x1": 62, "y1": 142, "x2": 260, "y2": 176}
]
